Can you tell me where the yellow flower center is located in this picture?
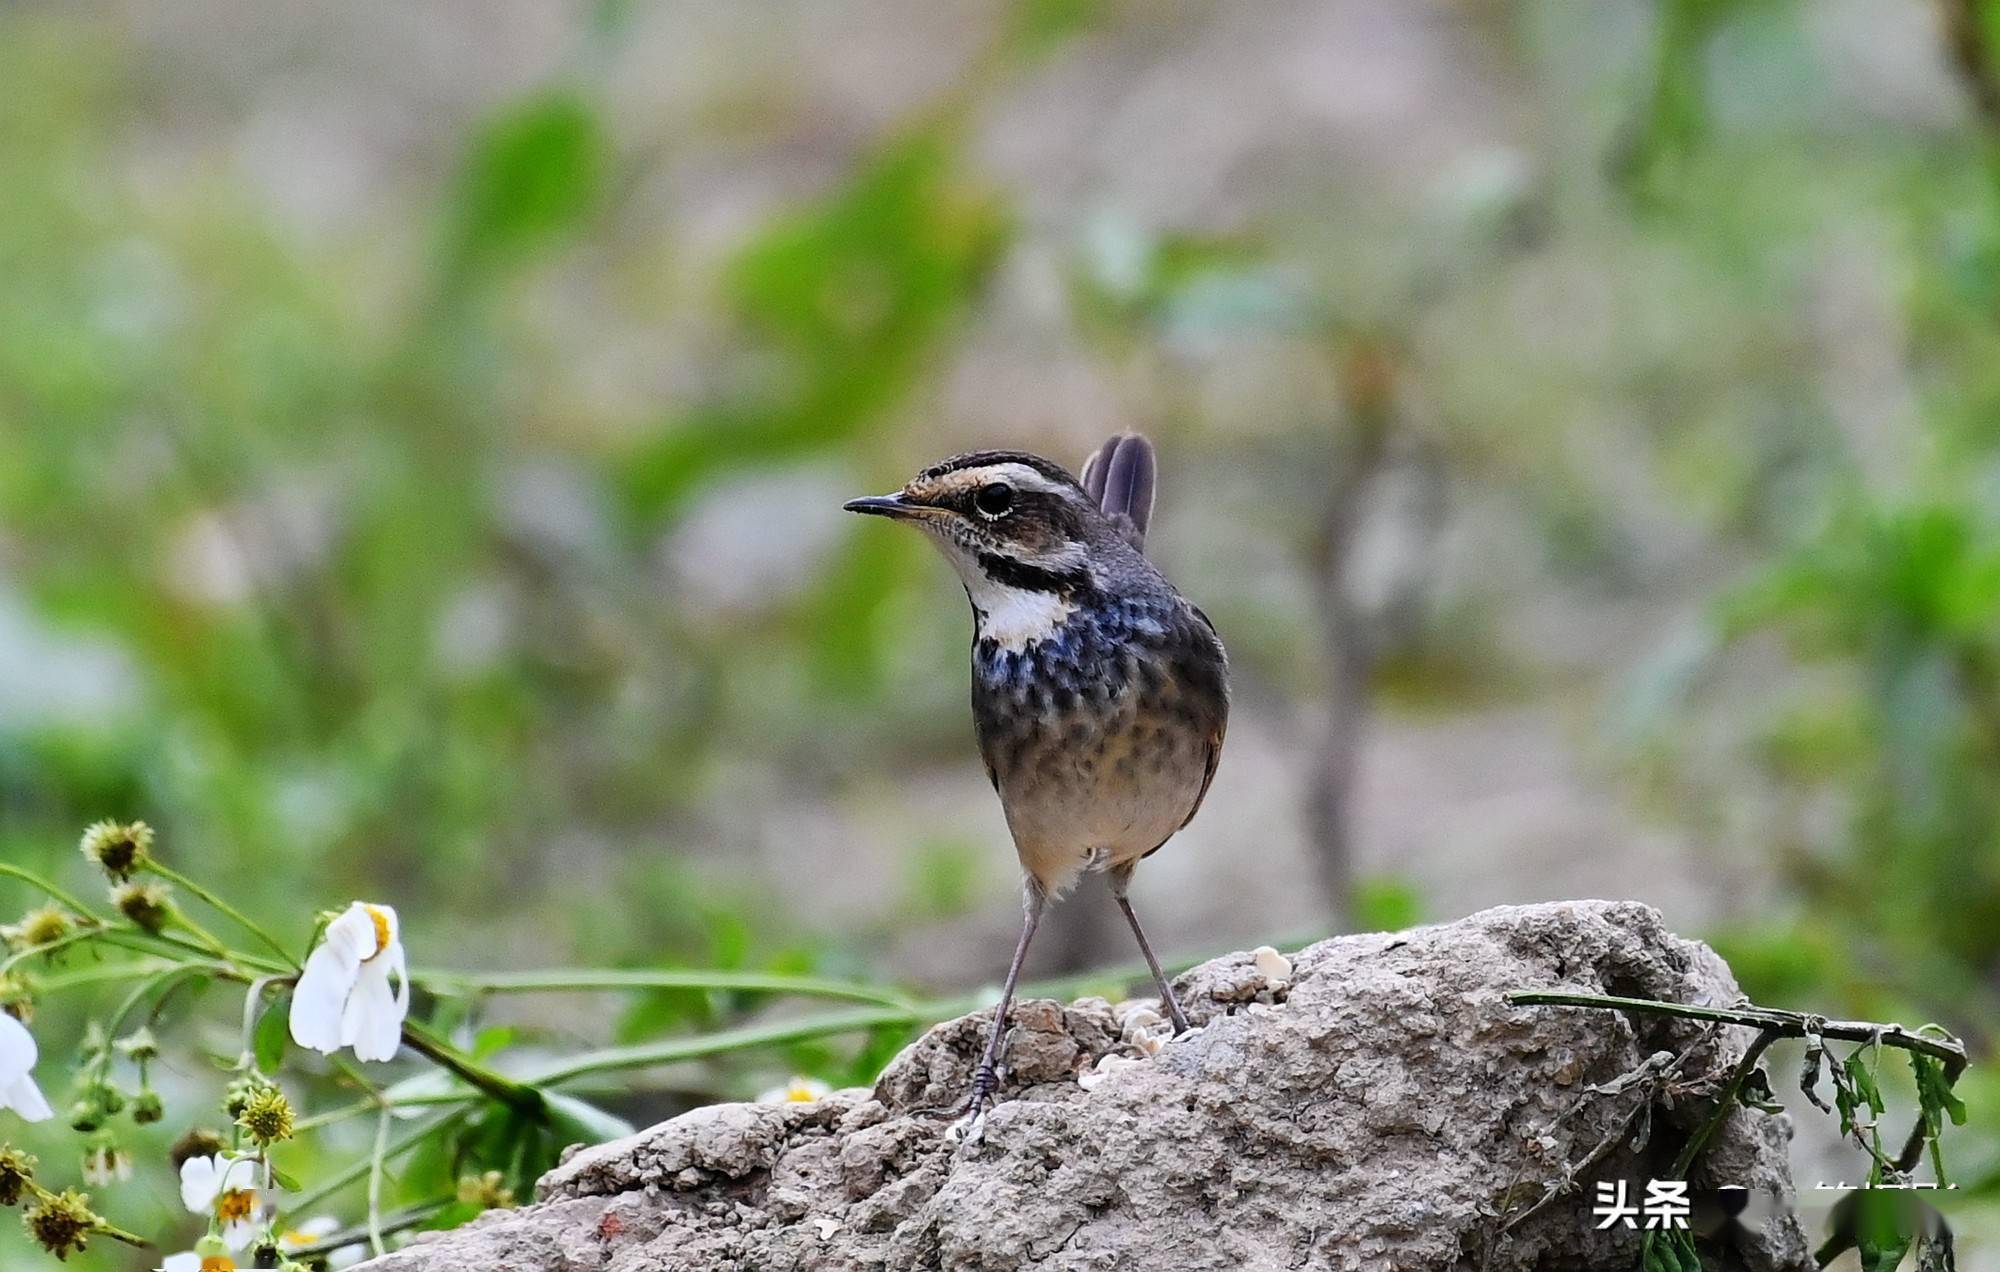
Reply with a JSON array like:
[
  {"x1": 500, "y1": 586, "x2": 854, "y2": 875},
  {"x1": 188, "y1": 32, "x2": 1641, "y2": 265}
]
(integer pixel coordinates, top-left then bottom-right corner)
[
  {"x1": 362, "y1": 904, "x2": 393, "y2": 961},
  {"x1": 784, "y1": 1083, "x2": 818, "y2": 1102},
  {"x1": 216, "y1": 1188, "x2": 257, "y2": 1223},
  {"x1": 200, "y1": 1257, "x2": 236, "y2": 1272}
]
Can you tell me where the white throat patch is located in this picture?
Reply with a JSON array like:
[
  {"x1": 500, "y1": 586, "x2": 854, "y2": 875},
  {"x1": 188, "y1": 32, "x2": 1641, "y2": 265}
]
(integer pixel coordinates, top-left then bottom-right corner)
[
  {"x1": 968, "y1": 580, "x2": 1076, "y2": 650},
  {"x1": 916, "y1": 520, "x2": 1084, "y2": 651}
]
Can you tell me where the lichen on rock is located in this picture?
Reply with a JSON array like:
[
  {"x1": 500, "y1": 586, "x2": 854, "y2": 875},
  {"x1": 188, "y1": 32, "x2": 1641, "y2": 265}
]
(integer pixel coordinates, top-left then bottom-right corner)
[{"x1": 355, "y1": 900, "x2": 1811, "y2": 1271}]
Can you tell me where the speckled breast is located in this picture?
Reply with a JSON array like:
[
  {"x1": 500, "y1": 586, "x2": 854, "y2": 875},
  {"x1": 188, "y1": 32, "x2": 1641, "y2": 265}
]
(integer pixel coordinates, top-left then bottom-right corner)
[{"x1": 971, "y1": 598, "x2": 1227, "y2": 893}]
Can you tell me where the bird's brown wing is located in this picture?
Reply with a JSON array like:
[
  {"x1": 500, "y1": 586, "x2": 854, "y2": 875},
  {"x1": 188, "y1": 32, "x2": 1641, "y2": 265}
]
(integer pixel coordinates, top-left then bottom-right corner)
[{"x1": 1181, "y1": 717, "x2": 1226, "y2": 832}]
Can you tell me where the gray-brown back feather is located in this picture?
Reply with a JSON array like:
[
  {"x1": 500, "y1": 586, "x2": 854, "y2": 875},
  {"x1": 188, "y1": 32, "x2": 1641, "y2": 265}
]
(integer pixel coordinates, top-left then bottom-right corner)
[{"x1": 1078, "y1": 433, "x2": 1155, "y2": 552}]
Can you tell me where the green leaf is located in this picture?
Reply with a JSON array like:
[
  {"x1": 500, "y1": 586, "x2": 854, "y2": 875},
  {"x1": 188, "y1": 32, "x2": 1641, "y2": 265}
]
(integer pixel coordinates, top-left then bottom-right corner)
[
  {"x1": 266, "y1": 1163, "x2": 302, "y2": 1192},
  {"x1": 254, "y1": 995, "x2": 291, "y2": 1074},
  {"x1": 472, "y1": 1026, "x2": 520, "y2": 1061},
  {"x1": 1847, "y1": 1050, "x2": 1887, "y2": 1116},
  {"x1": 444, "y1": 90, "x2": 609, "y2": 284},
  {"x1": 1911, "y1": 1053, "x2": 1968, "y2": 1126},
  {"x1": 543, "y1": 1091, "x2": 634, "y2": 1147}
]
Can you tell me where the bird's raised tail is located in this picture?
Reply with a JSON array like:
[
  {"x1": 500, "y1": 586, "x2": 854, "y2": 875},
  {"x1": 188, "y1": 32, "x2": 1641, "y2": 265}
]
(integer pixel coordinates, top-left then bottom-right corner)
[{"x1": 1079, "y1": 432, "x2": 1156, "y2": 551}]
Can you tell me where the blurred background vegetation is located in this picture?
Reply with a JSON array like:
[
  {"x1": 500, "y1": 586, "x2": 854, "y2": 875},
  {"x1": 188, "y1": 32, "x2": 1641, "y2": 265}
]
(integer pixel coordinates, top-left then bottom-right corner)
[{"x1": 4, "y1": 0, "x2": 2000, "y2": 1265}]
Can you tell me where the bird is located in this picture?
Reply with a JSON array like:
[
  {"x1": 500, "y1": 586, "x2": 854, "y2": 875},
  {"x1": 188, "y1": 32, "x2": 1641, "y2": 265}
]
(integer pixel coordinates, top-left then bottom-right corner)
[{"x1": 844, "y1": 433, "x2": 1229, "y2": 1125}]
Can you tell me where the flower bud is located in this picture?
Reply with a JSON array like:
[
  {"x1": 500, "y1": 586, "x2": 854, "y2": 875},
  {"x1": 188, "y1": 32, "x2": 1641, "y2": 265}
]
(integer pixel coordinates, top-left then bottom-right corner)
[
  {"x1": 236, "y1": 1087, "x2": 295, "y2": 1147},
  {"x1": 223, "y1": 1071, "x2": 278, "y2": 1121},
  {"x1": 456, "y1": 1169, "x2": 516, "y2": 1209},
  {"x1": 113, "y1": 1027, "x2": 158, "y2": 1063},
  {"x1": 79, "y1": 820, "x2": 153, "y2": 881},
  {"x1": 79, "y1": 1139, "x2": 131, "y2": 1187},
  {"x1": 130, "y1": 1090, "x2": 165, "y2": 1125}
]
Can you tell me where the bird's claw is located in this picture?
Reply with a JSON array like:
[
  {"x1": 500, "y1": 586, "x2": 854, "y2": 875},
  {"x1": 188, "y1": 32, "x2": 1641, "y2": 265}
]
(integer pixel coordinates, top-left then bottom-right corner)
[{"x1": 945, "y1": 1062, "x2": 1001, "y2": 1145}]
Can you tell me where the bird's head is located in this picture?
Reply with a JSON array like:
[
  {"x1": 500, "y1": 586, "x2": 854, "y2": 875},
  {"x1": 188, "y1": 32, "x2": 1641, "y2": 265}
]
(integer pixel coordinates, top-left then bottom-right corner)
[{"x1": 844, "y1": 449, "x2": 1136, "y2": 645}]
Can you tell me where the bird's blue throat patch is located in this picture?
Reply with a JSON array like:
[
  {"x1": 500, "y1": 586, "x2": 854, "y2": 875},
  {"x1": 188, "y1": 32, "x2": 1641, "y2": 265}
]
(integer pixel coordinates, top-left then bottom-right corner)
[{"x1": 973, "y1": 596, "x2": 1171, "y2": 702}]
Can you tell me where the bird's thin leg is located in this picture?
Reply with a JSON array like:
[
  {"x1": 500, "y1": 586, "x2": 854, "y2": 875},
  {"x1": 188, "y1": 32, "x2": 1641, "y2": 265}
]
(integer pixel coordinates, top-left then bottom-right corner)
[
  {"x1": 1109, "y1": 867, "x2": 1189, "y2": 1034},
  {"x1": 963, "y1": 880, "x2": 1047, "y2": 1122}
]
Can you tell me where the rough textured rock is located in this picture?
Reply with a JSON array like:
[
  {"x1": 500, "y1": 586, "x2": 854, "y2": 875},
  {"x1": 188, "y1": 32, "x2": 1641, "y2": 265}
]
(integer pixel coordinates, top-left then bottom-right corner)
[{"x1": 356, "y1": 901, "x2": 1813, "y2": 1271}]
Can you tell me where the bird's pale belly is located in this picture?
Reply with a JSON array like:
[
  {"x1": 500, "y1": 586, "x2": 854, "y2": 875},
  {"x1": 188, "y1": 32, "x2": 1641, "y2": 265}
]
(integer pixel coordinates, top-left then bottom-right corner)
[{"x1": 995, "y1": 701, "x2": 1209, "y2": 895}]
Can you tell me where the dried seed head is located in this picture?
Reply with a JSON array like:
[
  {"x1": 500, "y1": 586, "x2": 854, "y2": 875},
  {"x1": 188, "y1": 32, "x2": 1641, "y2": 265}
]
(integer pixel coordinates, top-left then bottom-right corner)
[
  {"x1": 4, "y1": 906, "x2": 73, "y2": 953},
  {"x1": 22, "y1": 1188, "x2": 96, "y2": 1260},
  {"x1": 0, "y1": 975, "x2": 32, "y2": 1025},
  {"x1": 169, "y1": 1128, "x2": 226, "y2": 1173},
  {"x1": 0, "y1": 1144, "x2": 36, "y2": 1207},
  {"x1": 111, "y1": 882, "x2": 173, "y2": 935},
  {"x1": 79, "y1": 820, "x2": 153, "y2": 881}
]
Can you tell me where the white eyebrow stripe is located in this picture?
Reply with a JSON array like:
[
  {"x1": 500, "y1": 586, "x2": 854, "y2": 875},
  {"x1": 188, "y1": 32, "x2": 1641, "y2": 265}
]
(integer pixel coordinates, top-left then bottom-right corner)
[{"x1": 943, "y1": 463, "x2": 1073, "y2": 498}]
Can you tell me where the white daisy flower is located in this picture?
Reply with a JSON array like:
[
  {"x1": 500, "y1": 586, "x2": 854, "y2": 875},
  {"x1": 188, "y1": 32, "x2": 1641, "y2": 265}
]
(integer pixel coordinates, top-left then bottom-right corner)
[
  {"x1": 178, "y1": 1153, "x2": 264, "y2": 1249},
  {"x1": 159, "y1": 1237, "x2": 238, "y2": 1271},
  {"x1": 290, "y1": 902, "x2": 409, "y2": 1062},
  {"x1": 0, "y1": 1013, "x2": 53, "y2": 1122},
  {"x1": 756, "y1": 1075, "x2": 831, "y2": 1104}
]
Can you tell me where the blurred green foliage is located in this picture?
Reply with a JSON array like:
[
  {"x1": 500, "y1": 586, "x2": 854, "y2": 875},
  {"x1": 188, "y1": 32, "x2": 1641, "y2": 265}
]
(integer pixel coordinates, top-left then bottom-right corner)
[{"x1": 3, "y1": 0, "x2": 2000, "y2": 1263}]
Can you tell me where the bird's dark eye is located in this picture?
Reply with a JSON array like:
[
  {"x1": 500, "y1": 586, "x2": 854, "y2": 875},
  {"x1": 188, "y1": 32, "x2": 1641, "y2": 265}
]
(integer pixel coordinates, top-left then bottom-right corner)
[{"x1": 974, "y1": 483, "x2": 1014, "y2": 518}]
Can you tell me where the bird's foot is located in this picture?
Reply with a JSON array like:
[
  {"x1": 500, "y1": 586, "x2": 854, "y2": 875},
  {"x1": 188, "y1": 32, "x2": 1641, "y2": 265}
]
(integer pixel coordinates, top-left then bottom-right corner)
[{"x1": 944, "y1": 1061, "x2": 1001, "y2": 1145}]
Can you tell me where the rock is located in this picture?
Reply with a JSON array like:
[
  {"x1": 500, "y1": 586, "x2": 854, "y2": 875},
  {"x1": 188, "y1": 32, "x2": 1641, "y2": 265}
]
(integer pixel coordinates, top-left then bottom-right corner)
[{"x1": 353, "y1": 901, "x2": 1811, "y2": 1271}]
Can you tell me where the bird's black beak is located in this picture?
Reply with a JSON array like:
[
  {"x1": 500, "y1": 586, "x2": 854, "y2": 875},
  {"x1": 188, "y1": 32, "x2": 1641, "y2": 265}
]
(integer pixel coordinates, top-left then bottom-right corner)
[{"x1": 843, "y1": 492, "x2": 921, "y2": 519}]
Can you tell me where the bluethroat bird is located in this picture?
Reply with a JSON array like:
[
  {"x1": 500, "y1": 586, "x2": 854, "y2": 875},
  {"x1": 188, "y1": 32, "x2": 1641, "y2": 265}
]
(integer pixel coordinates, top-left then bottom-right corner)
[{"x1": 844, "y1": 433, "x2": 1229, "y2": 1125}]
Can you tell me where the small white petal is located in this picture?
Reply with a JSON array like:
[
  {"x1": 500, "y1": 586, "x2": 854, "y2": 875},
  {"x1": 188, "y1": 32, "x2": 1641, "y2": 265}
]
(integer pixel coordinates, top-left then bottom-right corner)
[
  {"x1": 160, "y1": 1254, "x2": 203, "y2": 1272},
  {"x1": 224, "y1": 1215, "x2": 262, "y2": 1251},
  {"x1": 281, "y1": 1216, "x2": 341, "y2": 1245},
  {"x1": 0, "y1": 1016, "x2": 49, "y2": 1122},
  {"x1": 2, "y1": 1072, "x2": 53, "y2": 1123},
  {"x1": 292, "y1": 940, "x2": 362, "y2": 1054},
  {"x1": 1251, "y1": 945, "x2": 1292, "y2": 986},
  {"x1": 179, "y1": 1153, "x2": 257, "y2": 1215},
  {"x1": 343, "y1": 957, "x2": 405, "y2": 1062},
  {"x1": 179, "y1": 1156, "x2": 222, "y2": 1213},
  {"x1": 0, "y1": 1013, "x2": 37, "y2": 1073}
]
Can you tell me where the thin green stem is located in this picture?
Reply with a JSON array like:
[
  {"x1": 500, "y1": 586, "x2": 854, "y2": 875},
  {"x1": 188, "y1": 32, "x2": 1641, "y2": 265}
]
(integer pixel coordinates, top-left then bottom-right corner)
[
  {"x1": 31, "y1": 960, "x2": 178, "y2": 992},
  {"x1": 528, "y1": 1004, "x2": 921, "y2": 1086},
  {"x1": 417, "y1": 966, "x2": 916, "y2": 1010},
  {"x1": 294, "y1": 1096, "x2": 380, "y2": 1134},
  {"x1": 367, "y1": 1107, "x2": 392, "y2": 1258},
  {"x1": 107, "y1": 965, "x2": 197, "y2": 1038},
  {"x1": 0, "y1": 862, "x2": 101, "y2": 919},
  {"x1": 145, "y1": 860, "x2": 299, "y2": 968},
  {"x1": 1505, "y1": 991, "x2": 1968, "y2": 1077},
  {"x1": 1669, "y1": 1027, "x2": 1780, "y2": 1178},
  {"x1": 285, "y1": 1199, "x2": 451, "y2": 1260},
  {"x1": 168, "y1": 910, "x2": 235, "y2": 963},
  {"x1": 285, "y1": 1109, "x2": 466, "y2": 1218},
  {"x1": 89, "y1": 925, "x2": 289, "y2": 976},
  {"x1": 0, "y1": 926, "x2": 107, "y2": 976},
  {"x1": 400, "y1": 1019, "x2": 544, "y2": 1114}
]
